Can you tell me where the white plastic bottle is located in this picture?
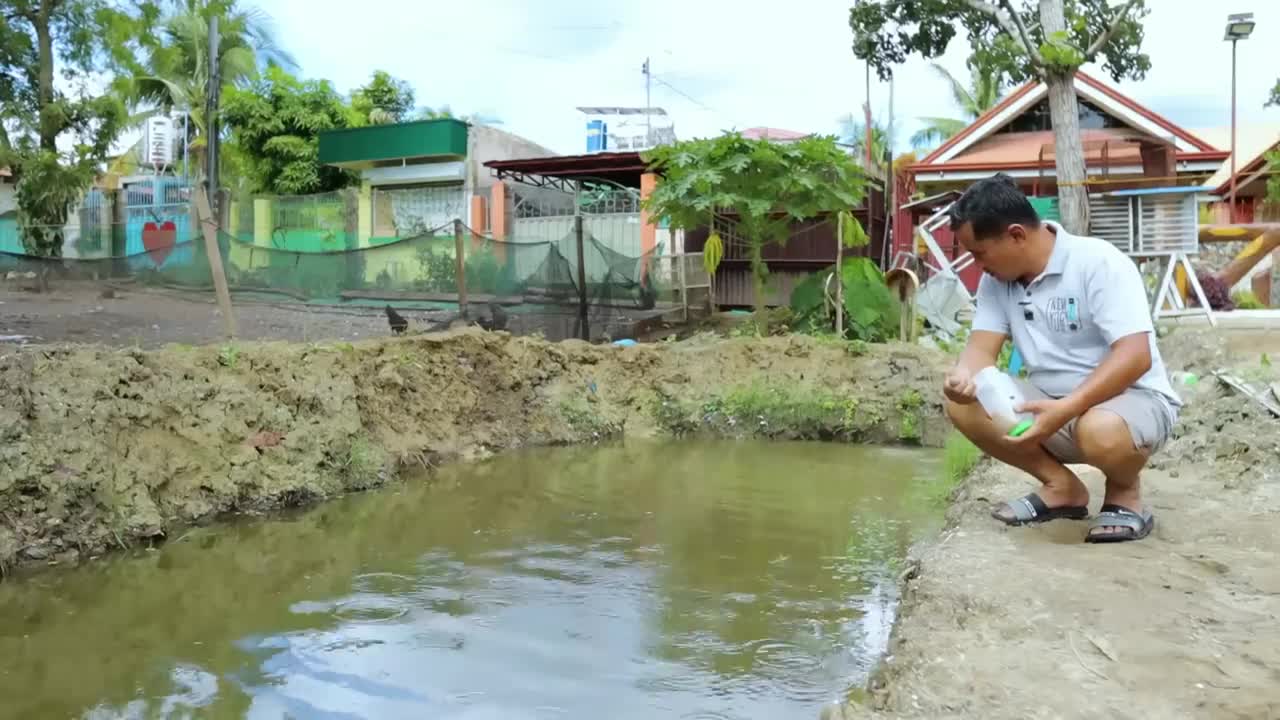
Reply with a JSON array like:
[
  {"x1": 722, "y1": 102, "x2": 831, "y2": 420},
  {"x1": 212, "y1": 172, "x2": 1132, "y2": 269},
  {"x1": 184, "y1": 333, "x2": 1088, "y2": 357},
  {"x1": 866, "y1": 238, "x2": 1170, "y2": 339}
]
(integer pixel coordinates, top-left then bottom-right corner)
[{"x1": 973, "y1": 366, "x2": 1034, "y2": 437}]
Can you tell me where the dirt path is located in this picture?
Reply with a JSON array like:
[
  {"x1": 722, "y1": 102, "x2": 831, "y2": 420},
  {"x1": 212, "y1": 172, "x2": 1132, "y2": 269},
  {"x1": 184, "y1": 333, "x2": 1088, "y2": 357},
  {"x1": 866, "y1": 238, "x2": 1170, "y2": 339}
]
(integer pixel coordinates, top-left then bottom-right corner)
[
  {"x1": 852, "y1": 461, "x2": 1280, "y2": 719},
  {"x1": 836, "y1": 331, "x2": 1280, "y2": 720},
  {"x1": 0, "y1": 282, "x2": 395, "y2": 347}
]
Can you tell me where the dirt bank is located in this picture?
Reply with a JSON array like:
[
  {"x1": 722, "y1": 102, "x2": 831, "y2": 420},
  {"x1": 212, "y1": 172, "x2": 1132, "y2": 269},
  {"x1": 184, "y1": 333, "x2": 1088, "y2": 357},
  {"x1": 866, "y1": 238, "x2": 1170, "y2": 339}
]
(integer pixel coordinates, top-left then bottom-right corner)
[
  {"x1": 0, "y1": 331, "x2": 948, "y2": 575},
  {"x1": 831, "y1": 329, "x2": 1280, "y2": 719}
]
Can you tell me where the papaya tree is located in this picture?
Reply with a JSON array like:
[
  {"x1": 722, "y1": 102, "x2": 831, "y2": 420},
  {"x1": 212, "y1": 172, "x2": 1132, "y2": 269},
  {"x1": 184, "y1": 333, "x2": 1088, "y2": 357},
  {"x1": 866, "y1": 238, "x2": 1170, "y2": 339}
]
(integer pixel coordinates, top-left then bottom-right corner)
[
  {"x1": 642, "y1": 133, "x2": 867, "y2": 326},
  {"x1": 849, "y1": 0, "x2": 1150, "y2": 233}
]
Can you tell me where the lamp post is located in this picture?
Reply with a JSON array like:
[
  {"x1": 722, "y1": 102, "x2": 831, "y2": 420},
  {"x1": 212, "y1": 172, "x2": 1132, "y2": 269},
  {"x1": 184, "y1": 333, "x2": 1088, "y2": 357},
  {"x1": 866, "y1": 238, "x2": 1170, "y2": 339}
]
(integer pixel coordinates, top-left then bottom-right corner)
[{"x1": 1225, "y1": 12, "x2": 1255, "y2": 224}]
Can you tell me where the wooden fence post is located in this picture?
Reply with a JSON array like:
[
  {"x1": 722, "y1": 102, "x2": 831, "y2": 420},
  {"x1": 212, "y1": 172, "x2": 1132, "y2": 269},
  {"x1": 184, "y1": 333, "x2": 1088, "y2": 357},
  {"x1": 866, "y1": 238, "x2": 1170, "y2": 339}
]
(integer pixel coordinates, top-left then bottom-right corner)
[
  {"x1": 454, "y1": 219, "x2": 468, "y2": 318},
  {"x1": 195, "y1": 189, "x2": 237, "y2": 339},
  {"x1": 574, "y1": 215, "x2": 589, "y2": 340}
]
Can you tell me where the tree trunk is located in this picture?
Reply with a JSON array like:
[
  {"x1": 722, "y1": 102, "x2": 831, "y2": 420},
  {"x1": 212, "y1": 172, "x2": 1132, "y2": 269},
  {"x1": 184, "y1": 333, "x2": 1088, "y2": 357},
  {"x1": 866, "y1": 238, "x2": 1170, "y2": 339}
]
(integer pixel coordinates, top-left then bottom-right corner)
[
  {"x1": 1039, "y1": 0, "x2": 1090, "y2": 234},
  {"x1": 1044, "y1": 73, "x2": 1089, "y2": 234},
  {"x1": 750, "y1": 241, "x2": 767, "y2": 335},
  {"x1": 36, "y1": 0, "x2": 57, "y2": 152},
  {"x1": 835, "y1": 214, "x2": 844, "y2": 338}
]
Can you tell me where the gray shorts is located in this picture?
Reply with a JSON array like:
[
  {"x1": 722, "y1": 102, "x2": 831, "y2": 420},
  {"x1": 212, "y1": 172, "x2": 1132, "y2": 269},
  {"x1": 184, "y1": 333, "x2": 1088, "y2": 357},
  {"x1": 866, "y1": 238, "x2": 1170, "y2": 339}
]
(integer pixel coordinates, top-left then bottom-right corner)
[{"x1": 1016, "y1": 379, "x2": 1177, "y2": 464}]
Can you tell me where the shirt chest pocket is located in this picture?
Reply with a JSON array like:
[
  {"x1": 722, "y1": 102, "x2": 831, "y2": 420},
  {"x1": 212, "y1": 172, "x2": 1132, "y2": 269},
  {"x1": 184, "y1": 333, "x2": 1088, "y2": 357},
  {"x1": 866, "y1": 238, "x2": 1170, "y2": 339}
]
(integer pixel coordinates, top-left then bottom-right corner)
[{"x1": 1035, "y1": 293, "x2": 1098, "y2": 345}]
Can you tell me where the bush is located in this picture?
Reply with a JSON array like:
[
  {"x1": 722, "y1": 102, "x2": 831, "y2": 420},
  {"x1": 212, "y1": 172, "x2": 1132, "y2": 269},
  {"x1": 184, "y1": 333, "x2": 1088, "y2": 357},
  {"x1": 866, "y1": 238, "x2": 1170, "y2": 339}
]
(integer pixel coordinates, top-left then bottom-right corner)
[
  {"x1": 1232, "y1": 289, "x2": 1266, "y2": 310},
  {"x1": 789, "y1": 257, "x2": 897, "y2": 341}
]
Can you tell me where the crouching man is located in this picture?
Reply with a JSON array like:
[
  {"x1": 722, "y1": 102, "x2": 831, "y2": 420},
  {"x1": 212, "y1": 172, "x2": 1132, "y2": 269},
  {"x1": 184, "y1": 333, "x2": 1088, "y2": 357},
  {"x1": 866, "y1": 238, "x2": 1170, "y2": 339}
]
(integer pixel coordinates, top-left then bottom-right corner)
[{"x1": 941, "y1": 174, "x2": 1181, "y2": 543}]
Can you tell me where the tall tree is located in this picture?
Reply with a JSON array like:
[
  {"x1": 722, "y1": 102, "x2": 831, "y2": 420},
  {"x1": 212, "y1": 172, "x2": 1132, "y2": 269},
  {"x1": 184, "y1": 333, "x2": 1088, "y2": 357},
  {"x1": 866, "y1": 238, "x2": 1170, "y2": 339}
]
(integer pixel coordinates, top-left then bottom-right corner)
[
  {"x1": 837, "y1": 114, "x2": 889, "y2": 170},
  {"x1": 850, "y1": 0, "x2": 1150, "y2": 233},
  {"x1": 910, "y1": 62, "x2": 1004, "y2": 149},
  {"x1": 0, "y1": 0, "x2": 150, "y2": 262},
  {"x1": 117, "y1": 0, "x2": 293, "y2": 176},
  {"x1": 221, "y1": 66, "x2": 359, "y2": 195},
  {"x1": 351, "y1": 70, "x2": 415, "y2": 125}
]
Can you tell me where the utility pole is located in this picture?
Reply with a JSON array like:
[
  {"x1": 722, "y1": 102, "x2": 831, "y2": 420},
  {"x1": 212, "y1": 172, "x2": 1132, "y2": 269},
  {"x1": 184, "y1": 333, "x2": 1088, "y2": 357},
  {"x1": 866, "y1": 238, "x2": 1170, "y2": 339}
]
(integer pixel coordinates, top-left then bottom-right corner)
[
  {"x1": 885, "y1": 71, "x2": 896, "y2": 269},
  {"x1": 643, "y1": 57, "x2": 652, "y2": 147},
  {"x1": 863, "y1": 60, "x2": 873, "y2": 172},
  {"x1": 205, "y1": 15, "x2": 221, "y2": 215}
]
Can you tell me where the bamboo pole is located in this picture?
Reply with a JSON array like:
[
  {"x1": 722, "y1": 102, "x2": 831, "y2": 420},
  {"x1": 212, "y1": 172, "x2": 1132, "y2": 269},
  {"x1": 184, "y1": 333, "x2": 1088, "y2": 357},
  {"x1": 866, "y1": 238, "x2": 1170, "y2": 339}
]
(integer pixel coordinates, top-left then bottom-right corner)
[
  {"x1": 454, "y1": 219, "x2": 468, "y2": 318},
  {"x1": 835, "y1": 213, "x2": 844, "y2": 338},
  {"x1": 194, "y1": 189, "x2": 237, "y2": 339}
]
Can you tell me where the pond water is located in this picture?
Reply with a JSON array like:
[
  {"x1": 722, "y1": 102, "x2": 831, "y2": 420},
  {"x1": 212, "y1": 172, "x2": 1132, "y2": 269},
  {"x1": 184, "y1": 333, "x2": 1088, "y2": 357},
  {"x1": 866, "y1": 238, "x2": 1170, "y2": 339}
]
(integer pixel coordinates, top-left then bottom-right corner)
[{"x1": 0, "y1": 440, "x2": 946, "y2": 720}]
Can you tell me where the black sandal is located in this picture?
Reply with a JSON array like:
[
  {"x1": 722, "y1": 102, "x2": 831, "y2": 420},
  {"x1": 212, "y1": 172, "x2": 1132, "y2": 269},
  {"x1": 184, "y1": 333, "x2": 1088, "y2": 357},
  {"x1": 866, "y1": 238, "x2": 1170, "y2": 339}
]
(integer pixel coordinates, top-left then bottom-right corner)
[
  {"x1": 991, "y1": 493, "x2": 1090, "y2": 526},
  {"x1": 1084, "y1": 504, "x2": 1154, "y2": 543}
]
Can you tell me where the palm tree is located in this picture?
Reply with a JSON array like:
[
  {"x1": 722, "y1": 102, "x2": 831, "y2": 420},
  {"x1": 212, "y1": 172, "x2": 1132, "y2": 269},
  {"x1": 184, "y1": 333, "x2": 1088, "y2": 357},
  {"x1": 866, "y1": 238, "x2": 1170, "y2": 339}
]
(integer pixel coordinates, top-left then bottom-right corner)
[
  {"x1": 909, "y1": 63, "x2": 1003, "y2": 150},
  {"x1": 414, "y1": 105, "x2": 503, "y2": 126},
  {"x1": 837, "y1": 114, "x2": 889, "y2": 171},
  {"x1": 116, "y1": 0, "x2": 295, "y2": 176}
]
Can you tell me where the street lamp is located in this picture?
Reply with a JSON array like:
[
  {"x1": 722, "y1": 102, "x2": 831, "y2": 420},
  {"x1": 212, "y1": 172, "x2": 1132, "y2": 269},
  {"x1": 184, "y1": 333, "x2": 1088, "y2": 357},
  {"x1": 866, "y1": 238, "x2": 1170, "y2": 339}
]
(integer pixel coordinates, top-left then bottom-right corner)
[{"x1": 1225, "y1": 12, "x2": 1255, "y2": 224}]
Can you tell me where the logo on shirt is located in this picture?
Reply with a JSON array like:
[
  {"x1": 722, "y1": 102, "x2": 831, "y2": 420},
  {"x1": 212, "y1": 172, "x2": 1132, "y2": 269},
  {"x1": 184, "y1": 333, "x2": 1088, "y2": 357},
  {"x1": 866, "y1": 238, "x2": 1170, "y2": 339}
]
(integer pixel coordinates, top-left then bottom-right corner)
[{"x1": 1045, "y1": 296, "x2": 1081, "y2": 333}]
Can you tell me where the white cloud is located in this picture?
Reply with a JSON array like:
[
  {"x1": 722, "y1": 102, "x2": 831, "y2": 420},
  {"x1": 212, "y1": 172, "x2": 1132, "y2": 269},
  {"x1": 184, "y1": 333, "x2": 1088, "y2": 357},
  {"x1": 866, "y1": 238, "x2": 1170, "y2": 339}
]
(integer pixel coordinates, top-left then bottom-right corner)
[{"x1": 265, "y1": 0, "x2": 1279, "y2": 156}]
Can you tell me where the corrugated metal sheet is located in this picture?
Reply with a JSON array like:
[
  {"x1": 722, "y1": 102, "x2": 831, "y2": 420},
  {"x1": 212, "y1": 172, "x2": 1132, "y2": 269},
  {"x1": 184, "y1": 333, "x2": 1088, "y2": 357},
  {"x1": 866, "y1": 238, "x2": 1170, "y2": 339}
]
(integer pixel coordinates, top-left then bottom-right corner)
[
  {"x1": 1088, "y1": 195, "x2": 1133, "y2": 253},
  {"x1": 1136, "y1": 194, "x2": 1197, "y2": 254},
  {"x1": 713, "y1": 268, "x2": 813, "y2": 308}
]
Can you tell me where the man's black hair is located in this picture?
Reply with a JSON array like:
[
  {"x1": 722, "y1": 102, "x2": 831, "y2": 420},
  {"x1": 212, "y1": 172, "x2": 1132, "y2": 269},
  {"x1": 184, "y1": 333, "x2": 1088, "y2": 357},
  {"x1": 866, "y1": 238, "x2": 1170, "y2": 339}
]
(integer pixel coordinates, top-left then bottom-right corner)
[{"x1": 948, "y1": 173, "x2": 1041, "y2": 240}]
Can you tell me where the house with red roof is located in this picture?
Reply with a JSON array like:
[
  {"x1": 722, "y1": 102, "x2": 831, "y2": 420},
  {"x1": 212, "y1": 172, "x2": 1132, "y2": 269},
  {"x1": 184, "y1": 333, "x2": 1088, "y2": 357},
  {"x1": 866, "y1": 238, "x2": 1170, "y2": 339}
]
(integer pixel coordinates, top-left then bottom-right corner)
[
  {"x1": 906, "y1": 72, "x2": 1229, "y2": 196},
  {"x1": 891, "y1": 72, "x2": 1259, "y2": 294}
]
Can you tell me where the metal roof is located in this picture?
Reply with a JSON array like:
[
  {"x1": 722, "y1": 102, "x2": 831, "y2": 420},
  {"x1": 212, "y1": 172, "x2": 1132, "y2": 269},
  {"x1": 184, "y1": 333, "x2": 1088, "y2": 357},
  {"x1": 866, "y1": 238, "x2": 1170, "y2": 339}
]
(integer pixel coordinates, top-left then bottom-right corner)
[
  {"x1": 484, "y1": 151, "x2": 650, "y2": 188},
  {"x1": 1104, "y1": 186, "x2": 1212, "y2": 197},
  {"x1": 575, "y1": 107, "x2": 668, "y2": 116}
]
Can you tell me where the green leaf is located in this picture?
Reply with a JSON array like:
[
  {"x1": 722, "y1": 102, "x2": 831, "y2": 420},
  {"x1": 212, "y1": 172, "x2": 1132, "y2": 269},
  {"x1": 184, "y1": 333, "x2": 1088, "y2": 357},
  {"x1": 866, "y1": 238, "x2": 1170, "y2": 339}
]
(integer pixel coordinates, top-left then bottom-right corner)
[{"x1": 840, "y1": 212, "x2": 870, "y2": 248}]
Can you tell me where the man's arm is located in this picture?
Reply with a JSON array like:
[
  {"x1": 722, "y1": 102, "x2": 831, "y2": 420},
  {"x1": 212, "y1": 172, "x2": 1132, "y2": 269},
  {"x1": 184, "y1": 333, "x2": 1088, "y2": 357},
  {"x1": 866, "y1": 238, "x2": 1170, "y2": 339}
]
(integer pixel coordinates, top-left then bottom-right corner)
[
  {"x1": 956, "y1": 330, "x2": 1007, "y2": 373},
  {"x1": 960, "y1": 273, "x2": 1011, "y2": 371},
  {"x1": 1059, "y1": 333, "x2": 1152, "y2": 417}
]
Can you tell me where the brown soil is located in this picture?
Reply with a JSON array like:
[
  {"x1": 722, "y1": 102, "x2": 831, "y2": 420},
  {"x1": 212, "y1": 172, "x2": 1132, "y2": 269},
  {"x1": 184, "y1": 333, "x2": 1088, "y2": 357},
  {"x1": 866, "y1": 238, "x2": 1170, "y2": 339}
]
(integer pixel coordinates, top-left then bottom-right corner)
[
  {"x1": 0, "y1": 281, "x2": 675, "y2": 348},
  {"x1": 827, "y1": 329, "x2": 1280, "y2": 720},
  {"x1": 0, "y1": 282, "x2": 396, "y2": 347},
  {"x1": 0, "y1": 331, "x2": 947, "y2": 575}
]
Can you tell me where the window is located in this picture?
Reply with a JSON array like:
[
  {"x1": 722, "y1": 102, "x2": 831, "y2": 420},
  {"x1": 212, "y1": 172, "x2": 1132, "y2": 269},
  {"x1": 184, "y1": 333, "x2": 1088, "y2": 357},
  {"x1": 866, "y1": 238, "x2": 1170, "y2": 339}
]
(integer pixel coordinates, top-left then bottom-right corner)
[{"x1": 996, "y1": 98, "x2": 1127, "y2": 133}]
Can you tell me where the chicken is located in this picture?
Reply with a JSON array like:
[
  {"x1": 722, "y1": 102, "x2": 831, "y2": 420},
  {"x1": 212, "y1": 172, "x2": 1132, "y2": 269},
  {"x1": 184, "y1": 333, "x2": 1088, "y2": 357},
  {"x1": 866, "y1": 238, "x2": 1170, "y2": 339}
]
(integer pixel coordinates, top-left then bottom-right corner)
[
  {"x1": 384, "y1": 304, "x2": 409, "y2": 334},
  {"x1": 488, "y1": 300, "x2": 509, "y2": 331}
]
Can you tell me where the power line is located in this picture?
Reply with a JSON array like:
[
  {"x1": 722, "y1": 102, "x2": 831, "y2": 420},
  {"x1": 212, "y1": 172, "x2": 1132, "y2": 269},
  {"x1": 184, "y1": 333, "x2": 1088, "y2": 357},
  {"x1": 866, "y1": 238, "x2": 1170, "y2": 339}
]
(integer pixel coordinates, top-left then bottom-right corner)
[{"x1": 651, "y1": 75, "x2": 715, "y2": 112}]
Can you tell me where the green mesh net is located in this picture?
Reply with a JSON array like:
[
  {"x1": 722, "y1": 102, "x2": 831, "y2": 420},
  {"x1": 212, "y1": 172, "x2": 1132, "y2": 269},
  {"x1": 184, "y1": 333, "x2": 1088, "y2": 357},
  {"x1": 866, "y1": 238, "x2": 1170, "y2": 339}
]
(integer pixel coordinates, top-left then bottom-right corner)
[{"x1": 0, "y1": 218, "x2": 678, "y2": 342}]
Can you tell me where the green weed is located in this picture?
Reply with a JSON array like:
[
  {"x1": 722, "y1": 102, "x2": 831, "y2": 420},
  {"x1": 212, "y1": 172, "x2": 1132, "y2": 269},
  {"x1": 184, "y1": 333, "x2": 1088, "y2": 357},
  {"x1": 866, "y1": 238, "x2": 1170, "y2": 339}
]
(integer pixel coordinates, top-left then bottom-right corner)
[
  {"x1": 338, "y1": 435, "x2": 386, "y2": 489},
  {"x1": 1233, "y1": 290, "x2": 1266, "y2": 310},
  {"x1": 896, "y1": 389, "x2": 924, "y2": 442},
  {"x1": 559, "y1": 399, "x2": 620, "y2": 439},
  {"x1": 943, "y1": 431, "x2": 982, "y2": 484},
  {"x1": 217, "y1": 344, "x2": 240, "y2": 368},
  {"x1": 905, "y1": 431, "x2": 982, "y2": 510}
]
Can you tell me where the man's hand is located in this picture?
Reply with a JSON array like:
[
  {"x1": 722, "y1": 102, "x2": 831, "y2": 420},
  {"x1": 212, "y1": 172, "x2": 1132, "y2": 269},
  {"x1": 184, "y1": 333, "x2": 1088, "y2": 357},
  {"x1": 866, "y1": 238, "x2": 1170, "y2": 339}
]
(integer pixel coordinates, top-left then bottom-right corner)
[
  {"x1": 943, "y1": 366, "x2": 977, "y2": 404},
  {"x1": 1009, "y1": 397, "x2": 1077, "y2": 446}
]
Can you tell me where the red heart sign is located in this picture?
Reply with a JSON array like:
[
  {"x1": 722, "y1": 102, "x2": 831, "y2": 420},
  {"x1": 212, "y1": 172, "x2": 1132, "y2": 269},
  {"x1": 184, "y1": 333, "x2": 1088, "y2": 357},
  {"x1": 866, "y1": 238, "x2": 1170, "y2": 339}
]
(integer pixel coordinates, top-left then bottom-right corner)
[{"x1": 142, "y1": 221, "x2": 177, "y2": 267}]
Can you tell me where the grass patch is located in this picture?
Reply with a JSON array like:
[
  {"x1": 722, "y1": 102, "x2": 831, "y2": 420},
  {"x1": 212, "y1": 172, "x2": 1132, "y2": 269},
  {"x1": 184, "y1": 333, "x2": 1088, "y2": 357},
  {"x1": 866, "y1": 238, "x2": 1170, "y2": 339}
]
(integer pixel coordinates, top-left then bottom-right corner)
[
  {"x1": 943, "y1": 430, "x2": 982, "y2": 483},
  {"x1": 330, "y1": 434, "x2": 387, "y2": 490},
  {"x1": 947, "y1": 427, "x2": 983, "y2": 479},
  {"x1": 905, "y1": 430, "x2": 982, "y2": 510},
  {"x1": 896, "y1": 389, "x2": 924, "y2": 442},
  {"x1": 559, "y1": 399, "x2": 621, "y2": 439},
  {"x1": 217, "y1": 344, "x2": 240, "y2": 368},
  {"x1": 654, "y1": 381, "x2": 893, "y2": 440}
]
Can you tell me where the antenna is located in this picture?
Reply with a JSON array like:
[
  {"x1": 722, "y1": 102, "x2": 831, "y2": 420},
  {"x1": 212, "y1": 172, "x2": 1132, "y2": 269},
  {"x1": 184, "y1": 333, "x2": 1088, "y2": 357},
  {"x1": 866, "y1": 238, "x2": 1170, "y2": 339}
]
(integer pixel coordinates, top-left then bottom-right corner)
[{"x1": 643, "y1": 57, "x2": 652, "y2": 147}]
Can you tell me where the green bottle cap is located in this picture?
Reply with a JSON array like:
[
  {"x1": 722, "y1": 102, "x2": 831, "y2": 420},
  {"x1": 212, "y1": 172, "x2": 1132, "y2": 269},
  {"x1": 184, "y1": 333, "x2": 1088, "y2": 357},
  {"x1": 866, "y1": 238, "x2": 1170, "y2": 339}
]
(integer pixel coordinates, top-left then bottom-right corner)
[{"x1": 1009, "y1": 419, "x2": 1034, "y2": 437}]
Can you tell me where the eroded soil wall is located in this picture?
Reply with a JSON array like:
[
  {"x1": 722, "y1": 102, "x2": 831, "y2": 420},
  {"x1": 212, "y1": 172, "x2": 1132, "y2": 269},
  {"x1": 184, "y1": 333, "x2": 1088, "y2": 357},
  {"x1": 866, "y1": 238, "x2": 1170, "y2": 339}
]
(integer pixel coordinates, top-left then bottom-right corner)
[{"x1": 0, "y1": 331, "x2": 948, "y2": 573}]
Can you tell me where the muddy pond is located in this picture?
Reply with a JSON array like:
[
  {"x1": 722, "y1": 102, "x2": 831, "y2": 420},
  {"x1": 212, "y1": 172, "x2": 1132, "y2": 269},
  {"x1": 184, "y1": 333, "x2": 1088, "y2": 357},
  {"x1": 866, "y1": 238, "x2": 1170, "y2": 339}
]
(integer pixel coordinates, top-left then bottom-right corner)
[{"x1": 0, "y1": 440, "x2": 947, "y2": 720}]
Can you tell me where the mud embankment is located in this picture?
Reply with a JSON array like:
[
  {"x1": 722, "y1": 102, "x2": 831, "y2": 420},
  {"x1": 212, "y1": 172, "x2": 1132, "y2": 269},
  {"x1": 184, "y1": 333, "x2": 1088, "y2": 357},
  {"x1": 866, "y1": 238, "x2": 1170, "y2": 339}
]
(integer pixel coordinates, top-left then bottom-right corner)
[
  {"x1": 0, "y1": 331, "x2": 948, "y2": 574},
  {"x1": 833, "y1": 329, "x2": 1280, "y2": 720}
]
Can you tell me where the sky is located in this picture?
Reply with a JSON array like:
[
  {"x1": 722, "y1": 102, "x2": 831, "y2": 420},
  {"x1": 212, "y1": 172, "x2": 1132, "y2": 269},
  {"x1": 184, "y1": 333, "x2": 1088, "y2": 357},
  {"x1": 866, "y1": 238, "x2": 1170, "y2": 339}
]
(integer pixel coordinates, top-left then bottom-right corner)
[{"x1": 265, "y1": 0, "x2": 1278, "y2": 157}]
